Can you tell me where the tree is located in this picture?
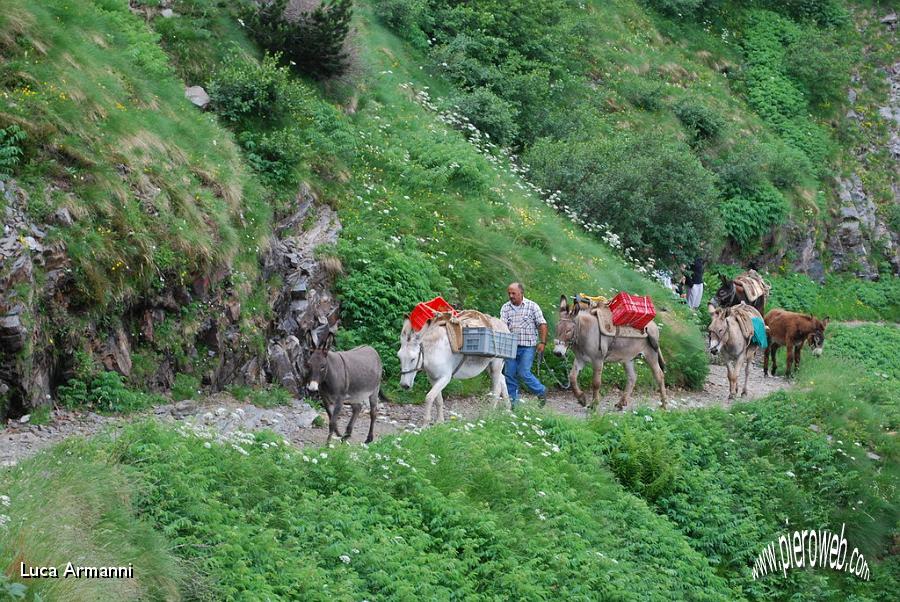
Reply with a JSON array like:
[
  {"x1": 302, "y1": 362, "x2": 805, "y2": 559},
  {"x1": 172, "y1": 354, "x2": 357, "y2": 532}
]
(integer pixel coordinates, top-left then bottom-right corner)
[{"x1": 243, "y1": 0, "x2": 354, "y2": 79}]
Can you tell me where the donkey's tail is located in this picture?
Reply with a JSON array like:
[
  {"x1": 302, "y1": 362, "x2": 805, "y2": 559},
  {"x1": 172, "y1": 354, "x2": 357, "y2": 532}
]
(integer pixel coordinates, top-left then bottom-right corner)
[
  {"x1": 648, "y1": 332, "x2": 666, "y2": 372},
  {"x1": 378, "y1": 388, "x2": 391, "y2": 404}
]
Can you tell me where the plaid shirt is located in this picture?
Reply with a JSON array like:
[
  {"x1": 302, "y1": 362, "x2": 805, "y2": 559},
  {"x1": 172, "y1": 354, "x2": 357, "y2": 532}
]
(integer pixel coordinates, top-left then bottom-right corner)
[{"x1": 500, "y1": 298, "x2": 547, "y2": 347}]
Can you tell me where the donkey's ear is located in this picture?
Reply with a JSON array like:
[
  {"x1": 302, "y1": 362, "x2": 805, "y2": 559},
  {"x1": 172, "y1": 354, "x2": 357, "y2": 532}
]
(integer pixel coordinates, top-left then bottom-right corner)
[
  {"x1": 822, "y1": 316, "x2": 830, "y2": 327},
  {"x1": 559, "y1": 295, "x2": 568, "y2": 312},
  {"x1": 325, "y1": 331, "x2": 336, "y2": 349},
  {"x1": 718, "y1": 272, "x2": 728, "y2": 285}
]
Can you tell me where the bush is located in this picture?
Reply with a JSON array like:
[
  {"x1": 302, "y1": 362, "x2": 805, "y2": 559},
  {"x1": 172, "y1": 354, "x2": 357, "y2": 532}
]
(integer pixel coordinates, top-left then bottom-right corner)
[
  {"x1": 785, "y1": 28, "x2": 850, "y2": 113},
  {"x1": 525, "y1": 130, "x2": 723, "y2": 268},
  {"x1": 242, "y1": 0, "x2": 354, "y2": 80},
  {"x1": 373, "y1": 0, "x2": 431, "y2": 50},
  {"x1": 619, "y1": 78, "x2": 666, "y2": 111},
  {"x1": 448, "y1": 87, "x2": 519, "y2": 147},
  {"x1": 208, "y1": 52, "x2": 297, "y2": 124},
  {"x1": 720, "y1": 182, "x2": 788, "y2": 248},
  {"x1": 642, "y1": 0, "x2": 705, "y2": 18},
  {"x1": 672, "y1": 97, "x2": 724, "y2": 142},
  {"x1": 0, "y1": 124, "x2": 26, "y2": 180},
  {"x1": 336, "y1": 239, "x2": 454, "y2": 377},
  {"x1": 172, "y1": 373, "x2": 201, "y2": 401},
  {"x1": 58, "y1": 371, "x2": 163, "y2": 413}
]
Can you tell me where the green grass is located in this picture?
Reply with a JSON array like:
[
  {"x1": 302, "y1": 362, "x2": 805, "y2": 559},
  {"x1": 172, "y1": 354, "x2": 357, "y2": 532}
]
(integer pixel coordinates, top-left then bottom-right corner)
[
  {"x1": 823, "y1": 323, "x2": 900, "y2": 382},
  {"x1": 0, "y1": 439, "x2": 183, "y2": 601}
]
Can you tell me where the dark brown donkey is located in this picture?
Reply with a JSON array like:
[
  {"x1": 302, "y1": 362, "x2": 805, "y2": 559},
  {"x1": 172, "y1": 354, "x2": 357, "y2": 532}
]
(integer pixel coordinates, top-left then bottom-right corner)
[
  {"x1": 306, "y1": 334, "x2": 388, "y2": 443},
  {"x1": 763, "y1": 309, "x2": 828, "y2": 378}
]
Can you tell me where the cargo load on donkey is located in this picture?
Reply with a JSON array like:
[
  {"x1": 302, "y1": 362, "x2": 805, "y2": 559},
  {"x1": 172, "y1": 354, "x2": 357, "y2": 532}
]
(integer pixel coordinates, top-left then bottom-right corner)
[{"x1": 398, "y1": 298, "x2": 515, "y2": 423}]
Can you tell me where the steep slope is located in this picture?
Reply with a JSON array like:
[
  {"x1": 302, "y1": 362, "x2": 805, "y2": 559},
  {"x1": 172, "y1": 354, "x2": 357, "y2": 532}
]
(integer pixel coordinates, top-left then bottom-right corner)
[{"x1": 0, "y1": 0, "x2": 708, "y2": 418}]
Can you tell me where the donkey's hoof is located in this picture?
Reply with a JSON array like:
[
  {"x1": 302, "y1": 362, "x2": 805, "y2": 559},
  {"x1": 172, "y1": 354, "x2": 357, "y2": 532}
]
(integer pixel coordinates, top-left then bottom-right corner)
[{"x1": 364, "y1": 436, "x2": 374, "y2": 444}]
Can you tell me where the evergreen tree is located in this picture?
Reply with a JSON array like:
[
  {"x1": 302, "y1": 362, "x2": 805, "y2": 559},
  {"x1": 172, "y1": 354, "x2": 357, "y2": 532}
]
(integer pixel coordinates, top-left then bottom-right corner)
[{"x1": 244, "y1": 0, "x2": 353, "y2": 79}]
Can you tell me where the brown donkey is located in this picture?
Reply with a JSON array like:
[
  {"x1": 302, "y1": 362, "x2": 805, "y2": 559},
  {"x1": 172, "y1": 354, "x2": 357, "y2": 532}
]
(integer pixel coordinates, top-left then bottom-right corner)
[{"x1": 763, "y1": 309, "x2": 828, "y2": 378}]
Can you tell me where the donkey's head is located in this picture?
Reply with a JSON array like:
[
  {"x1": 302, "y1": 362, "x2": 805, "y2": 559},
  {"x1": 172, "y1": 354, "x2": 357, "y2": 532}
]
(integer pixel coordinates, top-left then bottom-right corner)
[
  {"x1": 553, "y1": 295, "x2": 579, "y2": 357},
  {"x1": 707, "y1": 308, "x2": 729, "y2": 355},
  {"x1": 806, "y1": 316, "x2": 830, "y2": 357},
  {"x1": 397, "y1": 318, "x2": 423, "y2": 389},
  {"x1": 709, "y1": 273, "x2": 737, "y2": 311},
  {"x1": 306, "y1": 332, "x2": 333, "y2": 392}
]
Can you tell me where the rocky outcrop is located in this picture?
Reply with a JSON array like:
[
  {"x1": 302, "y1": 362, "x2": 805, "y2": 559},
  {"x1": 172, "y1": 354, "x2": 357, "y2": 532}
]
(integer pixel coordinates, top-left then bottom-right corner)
[
  {"x1": 830, "y1": 13, "x2": 900, "y2": 278},
  {"x1": 1, "y1": 177, "x2": 343, "y2": 418},
  {"x1": 262, "y1": 182, "x2": 342, "y2": 394},
  {"x1": 0, "y1": 180, "x2": 70, "y2": 416}
]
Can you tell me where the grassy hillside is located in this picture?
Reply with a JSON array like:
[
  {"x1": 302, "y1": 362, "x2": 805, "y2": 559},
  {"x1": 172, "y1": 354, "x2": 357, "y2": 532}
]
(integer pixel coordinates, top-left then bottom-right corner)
[{"x1": 0, "y1": 0, "x2": 719, "y2": 415}]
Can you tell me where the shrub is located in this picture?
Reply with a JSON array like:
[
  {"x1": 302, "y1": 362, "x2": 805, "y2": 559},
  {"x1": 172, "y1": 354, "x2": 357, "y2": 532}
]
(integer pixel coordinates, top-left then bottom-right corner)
[
  {"x1": 335, "y1": 239, "x2": 453, "y2": 377},
  {"x1": 785, "y1": 28, "x2": 850, "y2": 113},
  {"x1": 373, "y1": 0, "x2": 431, "y2": 50},
  {"x1": 672, "y1": 97, "x2": 724, "y2": 142},
  {"x1": 525, "y1": 130, "x2": 723, "y2": 267},
  {"x1": 642, "y1": 0, "x2": 705, "y2": 18},
  {"x1": 0, "y1": 124, "x2": 26, "y2": 180},
  {"x1": 57, "y1": 371, "x2": 163, "y2": 413},
  {"x1": 720, "y1": 182, "x2": 788, "y2": 248},
  {"x1": 619, "y1": 78, "x2": 666, "y2": 111},
  {"x1": 448, "y1": 87, "x2": 519, "y2": 147},
  {"x1": 207, "y1": 52, "x2": 297, "y2": 124},
  {"x1": 242, "y1": 0, "x2": 354, "y2": 79},
  {"x1": 172, "y1": 373, "x2": 201, "y2": 401},
  {"x1": 238, "y1": 128, "x2": 304, "y2": 185}
]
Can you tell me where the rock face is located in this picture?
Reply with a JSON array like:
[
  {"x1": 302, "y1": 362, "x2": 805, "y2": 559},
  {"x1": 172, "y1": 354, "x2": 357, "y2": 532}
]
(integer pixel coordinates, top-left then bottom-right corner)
[
  {"x1": 824, "y1": 13, "x2": 900, "y2": 279},
  {"x1": 0, "y1": 178, "x2": 343, "y2": 418},
  {"x1": 262, "y1": 183, "x2": 342, "y2": 394},
  {"x1": 0, "y1": 181, "x2": 69, "y2": 415}
]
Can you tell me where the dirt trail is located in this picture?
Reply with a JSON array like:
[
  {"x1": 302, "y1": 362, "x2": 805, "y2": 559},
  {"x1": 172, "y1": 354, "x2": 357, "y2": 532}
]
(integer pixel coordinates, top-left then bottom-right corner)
[{"x1": 0, "y1": 361, "x2": 791, "y2": 467}]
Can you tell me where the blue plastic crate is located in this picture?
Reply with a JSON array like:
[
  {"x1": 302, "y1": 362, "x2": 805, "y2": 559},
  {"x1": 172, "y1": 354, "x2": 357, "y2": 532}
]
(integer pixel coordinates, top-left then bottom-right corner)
[{"x1": 462, "y1": 328, "x2": 517, "y2": 359}]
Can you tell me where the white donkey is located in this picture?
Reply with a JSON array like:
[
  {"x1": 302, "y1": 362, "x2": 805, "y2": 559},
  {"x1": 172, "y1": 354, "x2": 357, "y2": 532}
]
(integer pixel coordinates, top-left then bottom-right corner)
[{"x1": 398, "y1": 316, "x2": 510, "y2": 424}]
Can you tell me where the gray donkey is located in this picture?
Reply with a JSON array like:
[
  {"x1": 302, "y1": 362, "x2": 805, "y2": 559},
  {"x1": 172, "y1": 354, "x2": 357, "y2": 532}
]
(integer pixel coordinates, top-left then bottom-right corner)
[{"x1": 306, "y1": 333, "x2": 388, "y2": 443}]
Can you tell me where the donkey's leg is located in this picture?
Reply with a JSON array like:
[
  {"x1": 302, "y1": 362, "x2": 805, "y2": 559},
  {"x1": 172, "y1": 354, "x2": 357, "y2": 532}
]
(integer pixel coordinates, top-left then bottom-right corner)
[
  {"x1": 726, "y1": 359, "x2": 738, "y2": 400},
  {"x1": 763, "y1": 346, "x2": 770, "y2": 377},
  {"x1": 649, "y1": 352, "x2": 667, "y2": 409},
  {"x1": 436, "y1": 391, "x2": 445, "y2": 423},
  {"x1": 365, "y1": 391, "x2": 378, "y2": 443},
  {"x1": 343, "y1": 403, "x2": 362, "y2": 442},
  {"x1": 570, "y1": 357, "x2": 586, "y2": 405},
  {"x1": 741, "y1": 349, "x2": 755, "y2": 397},
  {"x1": 424, "y1": 375, "x2": 451, "y2": 425},
  {"x1": 489, "y1": 359, "x2": 503, "y2": 409},
  {"x1": 619, "y1": 360, "x2": 636, "y2": 411},
  {"x1": 591, "y1": 359, "x2": 606, "y2": 409},
  {"x1": 328, "y1": 399, "x2": 344, "y2": 443},
  {"x1": 785, "y1": 343, "x2": 795, "y2": 378},
  {"x1": 769, "y1": 343, "x2": 779, "y2": 376}
]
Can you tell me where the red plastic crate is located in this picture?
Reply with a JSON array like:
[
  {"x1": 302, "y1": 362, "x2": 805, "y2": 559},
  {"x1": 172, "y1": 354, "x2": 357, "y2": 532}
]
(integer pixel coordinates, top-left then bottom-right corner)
[
  {"x1": 609, "y1": 292, "x2": 656, "y2": 330},
  {"x1": 409, "y1": 296, "x2": 457, "y2": 331}
]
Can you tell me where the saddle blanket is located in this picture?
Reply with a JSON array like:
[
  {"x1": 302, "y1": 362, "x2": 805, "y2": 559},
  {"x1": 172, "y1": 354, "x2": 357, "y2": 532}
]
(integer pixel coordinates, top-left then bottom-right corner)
[{"x1": 734, "y1": 269, "x2": 771, "y2": 303}]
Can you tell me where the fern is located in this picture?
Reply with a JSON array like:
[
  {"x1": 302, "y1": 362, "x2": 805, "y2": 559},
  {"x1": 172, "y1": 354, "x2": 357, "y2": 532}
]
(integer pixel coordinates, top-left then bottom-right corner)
[{"x1": 0, "y1": 125, "x2": 26, "y2": 180}]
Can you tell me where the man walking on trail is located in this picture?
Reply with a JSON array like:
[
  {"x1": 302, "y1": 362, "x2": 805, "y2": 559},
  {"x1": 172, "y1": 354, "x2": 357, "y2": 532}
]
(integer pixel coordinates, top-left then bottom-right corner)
[
  {"x1": 501, "y1": 282, "x2": 548, "y2": 409},
  {"x1": 686, "y1": 255, "x2": 705, "y2": 310}
]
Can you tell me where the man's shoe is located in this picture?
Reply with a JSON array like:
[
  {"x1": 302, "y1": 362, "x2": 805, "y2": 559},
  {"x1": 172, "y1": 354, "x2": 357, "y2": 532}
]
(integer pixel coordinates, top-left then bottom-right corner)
[{"x1": 538, "y1": 395, "x2": 547, "y2": 408}]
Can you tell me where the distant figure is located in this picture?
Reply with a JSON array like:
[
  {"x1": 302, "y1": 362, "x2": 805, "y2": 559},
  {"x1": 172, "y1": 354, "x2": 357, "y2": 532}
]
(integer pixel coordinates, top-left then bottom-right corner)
[
  {"x1": 686, "y1": 256, "x2": 704, "y2": 310},
  {"x1": 500, "y1": 282, "x2": 548, "y2": 409}
]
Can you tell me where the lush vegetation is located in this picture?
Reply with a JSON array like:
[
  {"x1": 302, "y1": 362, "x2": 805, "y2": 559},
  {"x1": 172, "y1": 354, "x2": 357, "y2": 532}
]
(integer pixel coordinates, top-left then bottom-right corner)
[
  {"x1": 824, "y1": 323, "x2": 900, "y2": 382},
  {"x1": 369, "y1": 0, "x2": 877, "y2": 269},
  {"x1": 1, "y1": 354, "x2": 896, "y2": 600}
]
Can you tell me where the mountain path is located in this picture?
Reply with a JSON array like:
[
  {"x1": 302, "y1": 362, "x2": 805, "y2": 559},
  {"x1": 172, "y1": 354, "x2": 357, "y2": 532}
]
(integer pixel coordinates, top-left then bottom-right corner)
[{"x1": 0, "y1": 359, "x2": 792, "y2": 467}]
